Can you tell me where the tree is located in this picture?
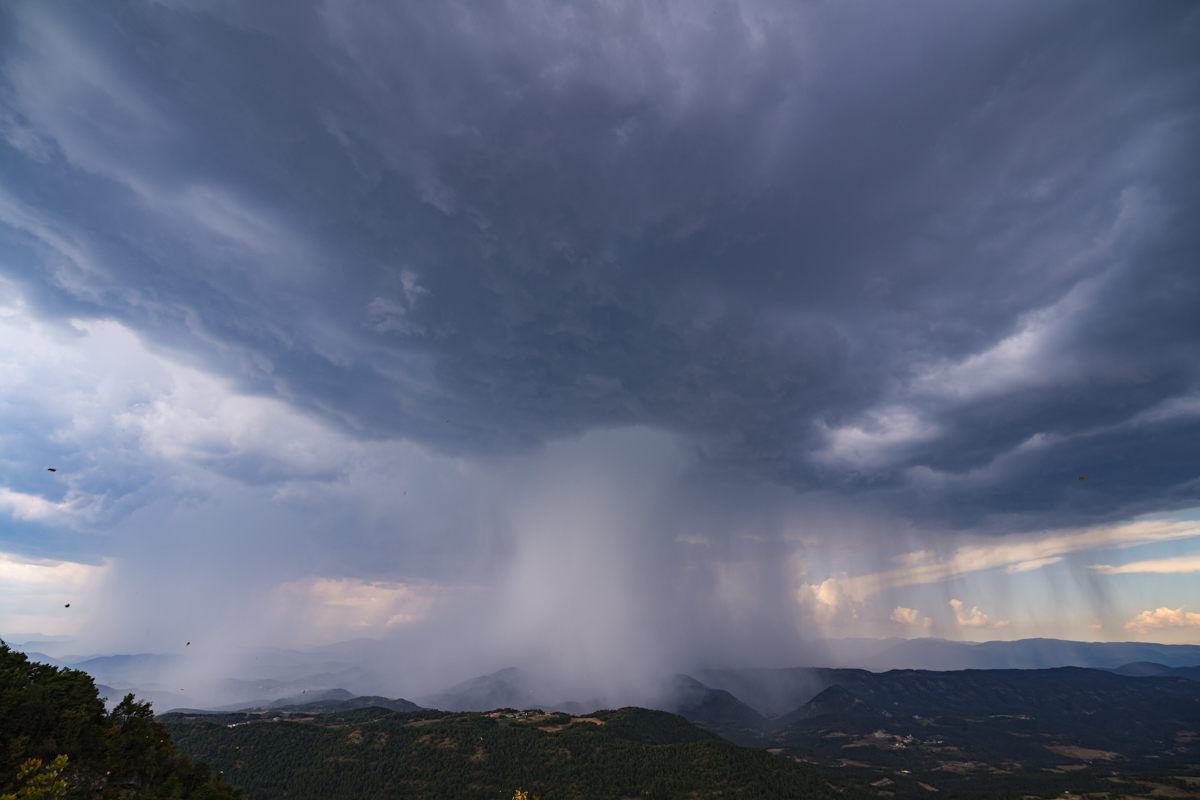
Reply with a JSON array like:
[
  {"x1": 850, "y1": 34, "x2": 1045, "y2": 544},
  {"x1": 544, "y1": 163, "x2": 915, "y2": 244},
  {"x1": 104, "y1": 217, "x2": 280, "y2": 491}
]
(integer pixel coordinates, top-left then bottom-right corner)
[
  {"x1": 2, "y1": 646, "x2": 243, "y2": 800},
  {"x1": 1, "y1": 755, "x2": 68, "y2": 800}
]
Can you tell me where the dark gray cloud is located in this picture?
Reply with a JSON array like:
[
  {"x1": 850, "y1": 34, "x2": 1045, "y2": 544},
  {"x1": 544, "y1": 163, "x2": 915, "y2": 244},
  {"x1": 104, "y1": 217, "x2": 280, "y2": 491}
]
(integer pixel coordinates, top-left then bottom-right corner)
[{"x1": 2, "y1": 0, "x2": 1198, "y2": 533}]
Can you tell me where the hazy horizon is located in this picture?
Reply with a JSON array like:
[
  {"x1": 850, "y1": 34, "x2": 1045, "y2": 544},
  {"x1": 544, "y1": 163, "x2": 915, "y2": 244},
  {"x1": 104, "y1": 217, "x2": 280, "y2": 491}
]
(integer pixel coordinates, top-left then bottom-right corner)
[{"x1": 6, "y1": 630, "x2": 1200, "y2": 717}]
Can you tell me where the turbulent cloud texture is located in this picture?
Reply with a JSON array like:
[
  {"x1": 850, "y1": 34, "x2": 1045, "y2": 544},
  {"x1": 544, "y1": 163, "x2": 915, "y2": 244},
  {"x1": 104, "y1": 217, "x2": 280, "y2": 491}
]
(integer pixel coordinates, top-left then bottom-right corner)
[
  {"x1": 3, "y1": 0, "x2": 1198, "y2": 520},
  {"x1": 1, "y1": 0, "x2": 1199, "y2": 668}
]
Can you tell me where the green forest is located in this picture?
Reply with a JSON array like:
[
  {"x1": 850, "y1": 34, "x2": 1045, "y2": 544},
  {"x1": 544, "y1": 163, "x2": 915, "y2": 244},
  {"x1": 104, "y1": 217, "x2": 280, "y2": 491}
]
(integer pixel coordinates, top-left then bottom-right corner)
[{"x1": 162, "y1": 706, "x2": 857, "y2": 800}]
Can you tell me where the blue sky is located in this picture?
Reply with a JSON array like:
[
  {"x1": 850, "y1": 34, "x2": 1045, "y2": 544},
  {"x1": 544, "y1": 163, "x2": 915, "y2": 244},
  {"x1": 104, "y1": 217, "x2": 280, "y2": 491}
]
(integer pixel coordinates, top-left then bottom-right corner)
[{"x1": 1, "y1": 0, "x2": 1199, "y2": 676}]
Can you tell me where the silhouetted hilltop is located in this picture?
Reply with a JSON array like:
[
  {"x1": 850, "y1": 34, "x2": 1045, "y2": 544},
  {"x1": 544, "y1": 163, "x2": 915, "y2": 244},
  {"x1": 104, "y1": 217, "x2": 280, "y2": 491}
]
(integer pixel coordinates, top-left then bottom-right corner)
[
  {"x1": 1110, "y1": 661, "x2": 1200, "y2": 680},
  {"x1": 591, "y1": 707, "x2": 724, "y2": 746},
  {"x1": 273, "y1": 694, "x2": 422, "y2": 713},
  {"x1": 658, "y1": 674, "x2": 768, "y2": 741},
  {"x1": 793, "y1": 684, "x2": 859, "y2": 718}
]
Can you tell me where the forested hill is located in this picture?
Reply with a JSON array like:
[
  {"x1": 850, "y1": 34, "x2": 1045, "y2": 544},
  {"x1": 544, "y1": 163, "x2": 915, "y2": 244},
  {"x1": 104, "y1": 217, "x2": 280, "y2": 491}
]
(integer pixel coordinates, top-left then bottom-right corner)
[
  {"x1": 162, "y1": 706, "x2": 859, "y2": 800},
  {"x1": 0, "y1": 643, "x2": 243, "y2": 799}
]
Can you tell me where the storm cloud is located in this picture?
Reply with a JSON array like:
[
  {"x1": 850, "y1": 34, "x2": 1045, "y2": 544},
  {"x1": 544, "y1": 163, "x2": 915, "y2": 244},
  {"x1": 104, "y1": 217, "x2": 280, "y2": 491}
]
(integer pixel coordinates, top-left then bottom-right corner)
[{"x1": 2, "y1": 0, "x2": 1200, "y2": 680}]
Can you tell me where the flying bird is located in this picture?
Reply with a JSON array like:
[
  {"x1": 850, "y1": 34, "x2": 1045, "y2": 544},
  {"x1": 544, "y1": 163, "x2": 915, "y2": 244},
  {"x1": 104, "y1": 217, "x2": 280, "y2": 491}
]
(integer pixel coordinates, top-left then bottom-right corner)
[
  {"x1": 47, "y1": 468, "x2": 56, "y2": 472},
  {"x1": 186, "y1": 642, "x2": 190, "y2": 646},
  {"x1": 64, "y1": 604, "x2": 70, "y2": 608}
]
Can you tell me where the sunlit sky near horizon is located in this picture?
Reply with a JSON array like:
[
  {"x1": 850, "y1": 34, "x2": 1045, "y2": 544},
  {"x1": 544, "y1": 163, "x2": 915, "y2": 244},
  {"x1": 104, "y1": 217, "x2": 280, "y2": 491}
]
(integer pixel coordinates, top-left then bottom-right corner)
[{"x1": 2, "y1": 0, "x2": 1199, "y2": 674}]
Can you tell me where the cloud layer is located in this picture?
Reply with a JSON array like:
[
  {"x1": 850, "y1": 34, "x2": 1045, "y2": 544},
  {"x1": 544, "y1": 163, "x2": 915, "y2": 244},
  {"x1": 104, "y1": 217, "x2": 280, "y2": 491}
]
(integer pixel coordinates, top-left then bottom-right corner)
[
  {"x1": 3, "y1": 1, "x2": 1198, "y2": 525},
  {"x1": 1124, "y1": 607, "x2": 1200, "y2": 633},
  {"x1": 2, "y1": 0, "x2": 1200, "y2": 672}
]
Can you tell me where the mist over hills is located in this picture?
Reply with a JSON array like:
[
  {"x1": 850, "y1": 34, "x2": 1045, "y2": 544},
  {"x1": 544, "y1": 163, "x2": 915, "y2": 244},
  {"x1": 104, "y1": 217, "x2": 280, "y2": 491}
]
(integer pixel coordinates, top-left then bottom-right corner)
[
  {"x1": 152, "y1": 653, "x2": 1200, "y2": 752},
  {"x1": 415, "y1": 667, "x2": 542, "y2": 712},
  {"x1": 71, "y1": 654, "x2": 183, "y2": 681},
  {"x1": 657, "y1": 674, "x2": 769, "y2": 744},
  {"x1": 9, "y1": 634, "x2": 1200, "y2": 717}
]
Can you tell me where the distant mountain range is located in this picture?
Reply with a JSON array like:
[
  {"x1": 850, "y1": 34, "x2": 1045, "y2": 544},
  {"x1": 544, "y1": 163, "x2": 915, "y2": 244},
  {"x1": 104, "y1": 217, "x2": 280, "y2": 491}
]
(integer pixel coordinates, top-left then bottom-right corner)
[
  {"x1": 10, "y1": 634, "x2": 1200, "y2": 715},
  {"x1": 812, "y1": 636, "x2": 1200, "y2": 671},
  {"x1": 713, "y1": 664, "x2": 1194, "y2": 729},
  {"x1": 266, "y1": 655, "x2": 1200, "y2": 736}
]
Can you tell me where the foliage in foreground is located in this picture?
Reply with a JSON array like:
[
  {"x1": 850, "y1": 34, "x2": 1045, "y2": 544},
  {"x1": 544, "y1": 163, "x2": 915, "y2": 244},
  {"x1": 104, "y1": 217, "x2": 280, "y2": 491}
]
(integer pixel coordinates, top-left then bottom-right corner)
[
  {"x1": 0, "y1": 644, "x2": 243, "y2": 800},
  {"x1": 1, "y1": 756, "x2": 69, "y2": 800}
]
